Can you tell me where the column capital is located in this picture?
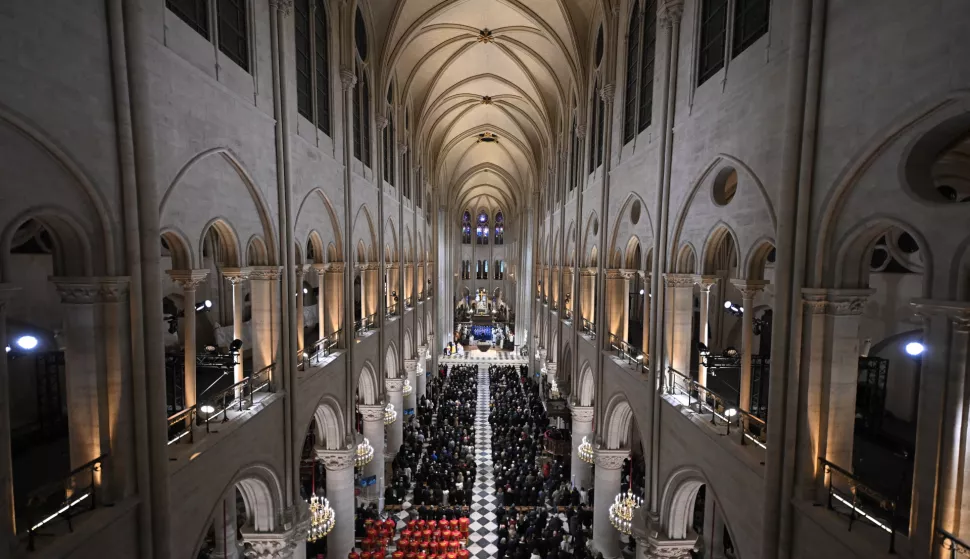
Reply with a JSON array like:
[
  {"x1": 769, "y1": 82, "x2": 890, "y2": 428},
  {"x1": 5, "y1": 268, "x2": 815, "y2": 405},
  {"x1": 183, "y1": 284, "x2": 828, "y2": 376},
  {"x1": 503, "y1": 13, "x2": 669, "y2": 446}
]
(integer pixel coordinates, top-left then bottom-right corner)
[
  {"x1": 315, "y1": 448, "x2": 354, "y2": 471},
  {"x1": 268, "y1": 0, "x2": 294, "y2": 16},
  {"x1": 575, "y1": 124, "x2": 587, "y2": 139},
  {"x1": 663, "y1": 273, "x2": 695, "y2": 288},
  {"x1": 249, "y1": 266, "x2": 283, "y2": 281},
  {"x1": 240, "y1": 502, "x2": 309, "y2": 558},
  {"x1": 546, "y1": 361, "x2": 558, "y2": 373},
  {"x1": 375, "y1": 115, "x2": 389, "y2": 130},
  {"x1": 659, "y1": 0, "x2": 685, "y2": 28},
  {"x1": 386, "y1": 378, "x2": 404, "y2": 392},
  {"x1": 339, "y1": 67, "x2": 357, "y2": 91},
  {"x1": 294, "y1": 264, "x2": 308, "y2": 279},
  {"x1": 729, "y1": 279, "x2": 769, "y2": 299},
  {"x1": 632, "y1": 513, "x2": 697, "y2": 559},
  {"x1": 52, "y1": 277, "x2": 131, "y2": 304},
  {"x1": 594, "y1": 448, "x2": 629, "y2": 470},
  {"x1": 911, "y1": 299, "x2": 970, "y2": 331},
  {"x1": 606, "y1": 268, "x2": 637, "y2": 280},
  {"x1": 599, "y1": 83, "x2": 615, "y2": 105},
  {"x1": 223, "y1": 267, "x2": 252, "y2": 284},
  {"x1": 580, "y1": 267, "x2": 597, "y2": 276},
  {"x1": 416, "y1": 345, "x2": 428, "y2": 358},
  {"x1": 570, "y1": 405, "x2": 594, "y2": 422},
  {"x1": 167, "y1": 269, "x2": 209, "y2": 289},
  {"x1": 694, "y1": 275, "x2": 718, "y2": 290},
  {"x1": 326, "y1": 262, "x2": 346, "y2": 273},
  {"x1": 802, "y1": 288, "x2": 874, "y2": 316},
  {"x1": 386, "y1": 262, "x2": 401, "y2": 271},
  {"x1": 358, "y1": 404, "x2": 385, "y2": 422},
  {"x1": 404, "y1": 359, "x2": 418, "y2": 373}
]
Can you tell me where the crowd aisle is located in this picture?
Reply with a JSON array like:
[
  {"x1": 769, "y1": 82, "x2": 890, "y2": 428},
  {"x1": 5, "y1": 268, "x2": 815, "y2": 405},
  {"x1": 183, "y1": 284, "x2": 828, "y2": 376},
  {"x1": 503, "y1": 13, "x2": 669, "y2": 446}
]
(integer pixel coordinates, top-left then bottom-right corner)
[{"x1": 466, "y1": 365, "x2": 498, "y2": 558}]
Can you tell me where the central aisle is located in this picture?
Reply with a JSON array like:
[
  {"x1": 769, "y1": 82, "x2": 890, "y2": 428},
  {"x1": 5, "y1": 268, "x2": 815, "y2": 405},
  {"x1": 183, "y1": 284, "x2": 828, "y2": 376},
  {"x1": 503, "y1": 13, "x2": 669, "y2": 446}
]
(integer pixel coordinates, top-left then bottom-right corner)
[{"x1": 467, "y1": 366, "x2": 499, "y2": 558}]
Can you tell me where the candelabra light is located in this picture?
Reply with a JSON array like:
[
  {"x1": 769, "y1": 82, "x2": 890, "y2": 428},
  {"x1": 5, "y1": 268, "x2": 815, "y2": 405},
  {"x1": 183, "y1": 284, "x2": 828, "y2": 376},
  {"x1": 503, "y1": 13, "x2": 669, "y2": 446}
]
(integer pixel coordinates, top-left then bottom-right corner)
[
  {"x1": 609, "y1": 490, "x2": 642, "y2": 535},
  {"x1": 578, "y1": 436, "x2": 595, "y2": 465},
  {"x1": 307, "y1": 494, "x2": 335, "y2": 542},
  {"x1": 356, "y1": 438, "x2": 374, "y2": 468},
  {"x1": 384, "y1": 403, "x2": 398, "y2": 425},
  {"x1": 403, "y1": 380, "x2": 413, "y2": 397}
]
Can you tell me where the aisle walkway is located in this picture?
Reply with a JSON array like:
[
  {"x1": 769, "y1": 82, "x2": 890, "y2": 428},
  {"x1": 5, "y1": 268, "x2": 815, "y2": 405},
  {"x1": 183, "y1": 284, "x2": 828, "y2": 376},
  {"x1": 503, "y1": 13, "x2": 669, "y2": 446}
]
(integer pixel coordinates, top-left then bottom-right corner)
[{"x1": 467, "y1": 366, "x2": 499, "y2": 558}]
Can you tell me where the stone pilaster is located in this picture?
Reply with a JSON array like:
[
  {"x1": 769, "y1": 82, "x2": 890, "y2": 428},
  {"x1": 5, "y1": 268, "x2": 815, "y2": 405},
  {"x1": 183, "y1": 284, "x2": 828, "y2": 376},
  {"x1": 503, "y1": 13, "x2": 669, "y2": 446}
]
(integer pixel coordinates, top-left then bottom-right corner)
[
  {"x1": 607, "y1": 269, "x2": 636, "y2": 344},
  {"x1": 316, "y1": 449, "x2": 355, "y2": 558},
  {"x1": 594, "y1": 449, "x2": 629, "y2": 558},
  {"x1": 223, "y1": 268, "x2": 251, "y2": 384},
  {"x1": 663, "y1": 274, "x2": 696, "y2": 377},
  {"x1": 385, "y1": 378, "x2": 404, "y2": 455},
  {"x1": 358, "y1": 404, "x2": 386, "y2": 507},
  {"x1": 311, "y1": 263, "x2": 327, "y2": 344},
  {"x1": 324, "y1": 263, "x2": 345, "y2": 344},
  {"x1": 730, "y1": 279, "x2": 768, "y2": 413},
  {"x1": 694, "y1": 276, "x2": 718, "y2": 387},
  {"x1": 250, "y1": 266, "x2": 283, "y2": 378},
  {"x1": 570, "y1": 405, "x2": 594, "y2": 490},
  {"x1": 294, "y1": 265, "x2": 308, "y2": 352}
]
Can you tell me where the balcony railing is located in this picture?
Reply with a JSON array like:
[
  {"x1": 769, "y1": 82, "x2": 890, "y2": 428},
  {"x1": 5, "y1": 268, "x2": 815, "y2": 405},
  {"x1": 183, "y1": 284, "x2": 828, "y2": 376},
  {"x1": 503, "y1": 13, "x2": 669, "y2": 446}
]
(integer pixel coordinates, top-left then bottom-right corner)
[
  {"x1": 581, "y1": 319, "x2": 596, "y2": 339},
  {"x1": 387, "y1": 302, "x2": 399, "y2": 318},
  {"x1": 608, "y1": 333, "x2": 645, "y2": 366},
  {"x1": 404, "y1": 297, "x2": 414, "y2": 309},
  {"x1": 355, "y1": 314, "x2": 377, "y2": 336},
  {"x1": 23, "y1": 453, "x2": 107, "y2": 551},
  {"x1": 665, "y1": 366, "x2": 767, "y2": 449},
  {"x1": 167, "y1": 364, "x2": 274, "y2": 445},
  {"x1": 818, "y1": 457, "x2": 900, "y2": 553},
  {"x1": 301, "y1": 330, "x2": 341, "y2": 370},
  {"x1": 564, "y1": 309, "x2": 573, "y2": 321},
  {"x1": 938, "y1": 528, "x2": 970, "y2": 558}
]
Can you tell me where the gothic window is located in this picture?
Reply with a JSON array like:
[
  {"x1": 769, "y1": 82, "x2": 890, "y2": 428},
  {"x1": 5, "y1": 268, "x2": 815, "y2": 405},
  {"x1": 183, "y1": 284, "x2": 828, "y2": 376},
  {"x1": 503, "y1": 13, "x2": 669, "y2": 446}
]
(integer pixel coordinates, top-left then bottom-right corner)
[
  {"x1": 588, "y1": 25, "x2": 606, "y2": 174},
  {"x1": 167, "y1": 0, "x2": 208, "y2": 38},
  {"x1": 476, "y1": 211, "x2": 489, "y2": 245},
  {"x1": 494, "y1": 212, "x2": 504, "y2": 245},
  {"x1": 733, "y1": 0, "x2": 770, "y2": 56},
  {"x1": 295, "y1": 0, "x2": 331, "y2": 134},
  {"x1": 570, "y1": 115, "x2": 580, "y2": 192},
  {"x1": 217, "y1": 0, "x2": 249, "y2": 71},
  {"x1": 461, "y1": 211, "x2": 472, "y2": 245},
  {"x1": 353, "y1": 8, "x2": 371, "y2": 167},
  {"x1": 637, "y1": 0, "x2": 657, "y2": 133},
  {"x1": 698, "y1": 0, "x2": 728, "y2": 85},
  {"x1": 383, "y1": 86, "x2": 395, "y2": 187},
  {"x1": 623, "y1": 1, "x2": 641, "y2": 143}
]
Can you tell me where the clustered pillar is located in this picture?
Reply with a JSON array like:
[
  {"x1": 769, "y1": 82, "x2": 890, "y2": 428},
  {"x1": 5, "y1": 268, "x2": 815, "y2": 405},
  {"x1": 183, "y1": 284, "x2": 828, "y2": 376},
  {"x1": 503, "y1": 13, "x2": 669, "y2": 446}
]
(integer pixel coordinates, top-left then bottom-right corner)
[
  {"x1": 385, "y1": 378, "x2": 404, "y2": 456},
  {"x1": 593, "y1": 449, "x2": 628, "y2": 559},
  {"x1": 358, "y1": 404, "x2": 385, "y2": 507},
  {"x1": 570, "y1": 405, "x2": 594, "y2": 491},
  {"x1": 317, "y1": 449, "x2": 355, "y2": 558}
]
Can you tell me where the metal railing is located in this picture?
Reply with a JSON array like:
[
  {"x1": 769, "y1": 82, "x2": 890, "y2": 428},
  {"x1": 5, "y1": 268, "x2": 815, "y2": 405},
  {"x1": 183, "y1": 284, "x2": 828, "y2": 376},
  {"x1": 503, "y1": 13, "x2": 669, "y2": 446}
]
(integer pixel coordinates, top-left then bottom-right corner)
[
  {"x1": 581, "y1": 319, "x2": 596, "y2": 339},
  {"x1": 167, "y1": 364, "x2": 274, "y2": 445},
  {"x1": 24, "y1": 453, "x2": 107, "y2": 550},
  {"x1": 818, "y1": 457, "x2": 899, "y2": 553},
  {"x1": 387, "y1": 302, "x2": 399, "y2": 318},
  {"x1": 355, "y1": 314, "x2": 377, "y2": 336},
  {"x1": 564, "y1": 309, "x2": 573, "y2": 321},
  {"x1": 405, "y1": 297, "x2": 414, "y2": 309},
  {"x1": 418, "y1": 292, "x2": 425, "y2": 301},
  {"x1": 608, "y1": 333, "x2": 645, "y2": 366},
  {"x1": 665, "y1": 367, "x2": 767, "y2": 449},
  {"x1": 938, "y1": 528, "x2": 970, "y2": 558},
  {"x1": 302, "y1": 330, "x2": 341, "y2": 369}
]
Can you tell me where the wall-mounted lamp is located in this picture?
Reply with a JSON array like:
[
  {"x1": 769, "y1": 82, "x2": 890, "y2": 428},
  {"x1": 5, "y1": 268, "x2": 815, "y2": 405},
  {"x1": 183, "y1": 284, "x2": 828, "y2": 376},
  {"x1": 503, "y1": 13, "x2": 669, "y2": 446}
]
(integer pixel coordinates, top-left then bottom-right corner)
[
  {"x1": 905, "y1": 341, "x2": 925, "y2": 356},
  {"x1": 195, "y1": 300, "x2": 213, "y2": 312}
]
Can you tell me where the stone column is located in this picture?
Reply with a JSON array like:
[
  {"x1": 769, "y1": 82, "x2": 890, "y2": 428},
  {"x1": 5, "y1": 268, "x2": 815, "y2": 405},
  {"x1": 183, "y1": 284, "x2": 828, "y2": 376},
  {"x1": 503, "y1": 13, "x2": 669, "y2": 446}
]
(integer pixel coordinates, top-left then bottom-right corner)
[
  {"x1": 223, "y1": 268, "x2": 250, "y2": 384},
  {"x1": 167, "y1": 270, "x2": 209, "y2": 407},
  {"x1": 581, "y1": 267, "x2": 597, "y2": 329},
  {"x1": 312, "y1": 264, "x2": 327, "y2": 344},
  {"x1": 406, "y1": 359, "x2": 422, "y2": 403},
  {"x1": 911, "y1": 300, "x2": 970, "y2": 551},
  {"x1": 209, "y1": 488, "x2": 239, "y2": 559},
  {"x1": 386, "y1": 378, "x2": 404, "y2": 455},
  {"x1": 564, "y1": 267, "x2": 575, "y2": 318},
  {"x1": 317, "y1": 449, "x2": 355, "y2": 558},
  {"x1": 546, "y1": 361, "x2": 558, "y2": 387},
  {"x1": 295, "y1": 265, "x2": 307, "y2": 352},
  {"x1": 594, "y1": 449, "x2": 628, "y2": 559},
  {"x1": 387, "y1": 263, "x2": 401, "y2": 313},
  {"x1": 664, "y1": 274, "x2": 696, "y2": 377},
  {"x1": 364, "y1": 263, "x2": 381, "y2": 321},
  {"x1": 731, "y1": 280, "x2": 768, "y2": 412},
  {"x1": 632, "y1": 509, "x2": 699, "y2": 559},
  {"x1": 641, "y1": 272, "x2": 651, "y2": 357},
  {"x1": 250, "y1": 267, "x2": 282, "y2": 377},
  {"x1": 606, "y1": 269, "x2": 635, "y2": 345},
  {"x1": 695, "y1": 276, "x2": 717, "y2": 387},
  {"x1": 570, "y1": 405, "x2": 594, "y2": 490},
  {"x1": 324, "y1": 263, "x2": 344, "y2": 343},
  {"x1": 359, "y1": 404, "x2": 385, "y2": 507},
  {"x1": 0, "y1": 285, "x2": 20, "y2": 548},
  {"x1": 404, "y1": 263, "x2": 414, "y2": 302},
  {"x1": 52, "y1": 279, "x2": 107, "y2": 471},
  {"x1": 801, "y1": 289, "x2": 872, "y2": 480}
]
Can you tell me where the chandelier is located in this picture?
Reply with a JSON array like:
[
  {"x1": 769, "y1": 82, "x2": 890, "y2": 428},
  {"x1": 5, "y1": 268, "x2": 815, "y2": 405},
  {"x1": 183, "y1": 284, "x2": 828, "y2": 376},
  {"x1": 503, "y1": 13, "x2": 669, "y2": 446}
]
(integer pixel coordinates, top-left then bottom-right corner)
[
  {"x1": 307, "y1": 494, "x2": 335, "y2": 542},
  {"x1": 384, "y1": 403, "x2": 398, "y2": 425},
  {"x1": 549, "y1": 379, "x2": 561, "y2": 400},
  {"x1": 356, "y1": 438, "x2": 374, "y2": 468},
  {"x1": 403, "y1": 380, "x2": 413, "y2": 397},
  {"x1": 609, "y1": 490, "x2": 642, "y2": 535},
  {"x1": 578, "y1": 436, "x2": 595, "y2": 464}
]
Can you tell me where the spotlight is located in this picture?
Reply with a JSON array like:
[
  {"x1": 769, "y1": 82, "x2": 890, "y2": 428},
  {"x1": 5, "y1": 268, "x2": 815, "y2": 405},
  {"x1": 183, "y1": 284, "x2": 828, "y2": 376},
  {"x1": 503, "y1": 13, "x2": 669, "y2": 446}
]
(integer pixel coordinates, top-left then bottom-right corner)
[
  {"x1": 16, "y1": 335, "x2": 38, "y2": 351},
  {"x1": 905, "y1": 341, "x2": 925, "y2": 356},
  {"x1": 303, "y1": 287, "x2": 308, "y2": 294},
  {"x1": 4, "y1": 346, "x2": 9, "y2": 353},
  {"x1": 697, "y1": 342, "x2": 710, "y2": 356},
  {"x1": 639, "y1": 289, "x2": 645, "y2": 295},
  {"x1": 195, "y1": 300, "x2": 212, "y2": 312},
  {"x1": 636, "y1": 354, "x2": 644, "y2": 361},
  {"x1": 200, "y1": 405, "x2": 216, "y2": 414},
  {"x1": 723, "y1": 347, "x2": 739, "y2": 358},
  {"x1": 724, "y1": 300, "x2": 733, "y2": 309},
  {"x1": 230, "y1": 339, "x2": 244, "y2": 353},
  {"x1": 724, "y1": 408, "x2": 738, "y2": 418}
]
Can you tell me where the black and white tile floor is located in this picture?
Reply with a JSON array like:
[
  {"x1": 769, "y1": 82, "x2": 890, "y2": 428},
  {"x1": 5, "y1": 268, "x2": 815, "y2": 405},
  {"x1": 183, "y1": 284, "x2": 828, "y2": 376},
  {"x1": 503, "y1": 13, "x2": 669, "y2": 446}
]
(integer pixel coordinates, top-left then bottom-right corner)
[{"x1": 467, "y1": 366, "x2": 499, "y2": 559}]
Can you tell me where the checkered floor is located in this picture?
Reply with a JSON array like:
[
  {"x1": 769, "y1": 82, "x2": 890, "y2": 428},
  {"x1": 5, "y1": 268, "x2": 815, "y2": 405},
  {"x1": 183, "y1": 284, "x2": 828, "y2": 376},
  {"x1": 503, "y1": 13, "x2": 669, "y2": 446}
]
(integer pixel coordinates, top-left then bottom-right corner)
[{"x1": 467, "y1": 366, "x2": 499, "y2": 559}]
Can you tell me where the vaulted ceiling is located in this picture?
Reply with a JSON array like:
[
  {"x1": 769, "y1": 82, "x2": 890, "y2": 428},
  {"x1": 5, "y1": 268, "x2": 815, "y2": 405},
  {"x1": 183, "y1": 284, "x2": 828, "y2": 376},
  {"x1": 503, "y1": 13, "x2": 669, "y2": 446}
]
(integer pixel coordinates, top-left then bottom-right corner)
[{"x1": 381, "y1": 0, "x2": 597, "y2": 217}]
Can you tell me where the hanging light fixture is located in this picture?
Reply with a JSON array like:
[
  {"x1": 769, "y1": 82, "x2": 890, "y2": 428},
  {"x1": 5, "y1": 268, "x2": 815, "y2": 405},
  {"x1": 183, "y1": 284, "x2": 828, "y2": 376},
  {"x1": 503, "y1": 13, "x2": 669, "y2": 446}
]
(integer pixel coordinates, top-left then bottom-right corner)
[
  {"x1": 306, "y1": 458, "x2": 335, "y2": 542},
  {"x1": 578, "y1": 436, "x2": 595, "y2": 465},
  {"x1": 356, "y1": 438, "x2": 374, "y2": 468},
  {"x1": 403, "y1": 380, "x2": 413, "y2": 397},
  {"x1": 549, "y1": 379, "x2": 561, "y2": 400},
  {"x1": 384, "y1": 403, "x2": 398, "y2": 425},
  {"x1": 609, "y1": 458, "x2": 642, "y2": 535}
]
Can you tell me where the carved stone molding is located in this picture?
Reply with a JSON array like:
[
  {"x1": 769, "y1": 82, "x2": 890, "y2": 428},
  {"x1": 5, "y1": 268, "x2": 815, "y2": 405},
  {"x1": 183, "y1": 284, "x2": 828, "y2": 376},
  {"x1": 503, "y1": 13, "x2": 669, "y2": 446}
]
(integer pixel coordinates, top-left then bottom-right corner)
[
  {"x1": 607, "y1": 268, "x2": 637, "y2": 280},
  {"x1": 53, "y1": 277, "x2": 130, "y2": 305},
  {"x1": 249, "y1": 266, "x2": 283, "y2": 281},
  {"x1": 911, "y1": 299, "x2": 970, "y2": 332},
  {"x1": 477, "y1": 28, "x2": 495, "y2": 43},
  {"x1": 340, "y1": 67, "x2": 357, "y2": 91},
  {"x1": 729, "y1": 279, "x2": 769, "y2": 300},
  {"x1": 659, "y1": 0, "x2": 685, "y2": 28},
  {"x1": 326, "y1": 262, "x2": 346, "y2": 273},
  {"x1": 268, "y1": 0, "x2": 294, "y2": 16},
  {"x1": 663, "y1": 273, "x2": 696, "y2": 289},
  {"x1": 316, "y1": 448, "x2": 354, "y2": 471},
  {"x1": 375, "y1": 116, "x2": 389, "y2": 130},
  {"x1": 637, "y1": 538, "x2": 697, "y2": 559},
  {"x1": 167, "y1": 269, "x2": 209, "y2": 290},
  {"x1": 575, "y1": 124, "x2": 587, "y2": 139},
  {"x1": 600, "y1": 83, "x2": 615, "y2": 105},
  {"x1": 96, "y1": 277, "x2": 132, "y2": 303},
  {"x1": 595, "y1": 448, "x2": 629, "y2": 470},
  {"x1": 294, "y1": 265, "x2": 308, "y2": 279},
  {"x1": 802, "y1": 288, "x2": 873, "y2": 316},
  {"x1": 223, "y1": 267, "x2": 252, "y2": 284},
  {"x1": 570, "y1": 405, "x2": 594, "y2": 423},
  {"x1": 416, "y1": 345, "x2": 428, "y2": 358},
  {"x1": 386, "y1": 378, "x2": 404, "y2": 392},
  {"x1": 694, "y1": 274, "x2": 718, "y2": 291},
  {"x1": 358, "y1": 404, "x2": 385, "y2": 422},
  {"x1": 398, "y1": 142, "x2": 409, "y2": 155},
  {"x1": 240, "y1": 503, "x2": 308, "y2": 558},
  {"x1": 580, "y1": 267, "x2": 597, "y2": 277}
]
